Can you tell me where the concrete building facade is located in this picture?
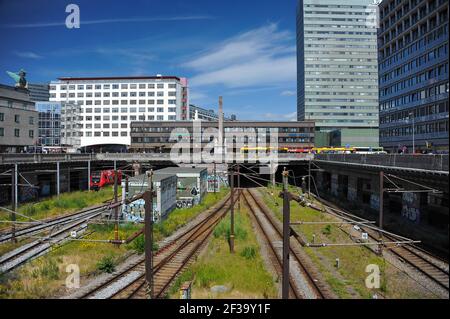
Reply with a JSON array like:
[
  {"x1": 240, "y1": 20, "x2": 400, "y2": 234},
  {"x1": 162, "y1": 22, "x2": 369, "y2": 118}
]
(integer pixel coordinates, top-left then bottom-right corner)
[
  {"x1": 28, "y1": 83, "x2": 50, "y2": 102},
  {"x1": 129, "y1": 120, "x2": 315, "y2": 153},
  {"x1": 297, "y1": 0, "x2": 379, "y2": 147},
  {"x1": 378, "y1": 0, "x2": 449, "y2": 153},
  {"x1": 49, "y1": 75, "x2": 189, "y2": 149},
  {"x1": 0, "y1": 84, "x2": 38, "y2": 153}
]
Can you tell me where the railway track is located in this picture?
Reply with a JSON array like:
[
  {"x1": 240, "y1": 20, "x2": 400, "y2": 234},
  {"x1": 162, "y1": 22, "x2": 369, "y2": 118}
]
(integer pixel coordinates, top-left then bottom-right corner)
[
  {"x1": 242, "y1": 188, "x2": 335, "y2": 299},
  {"x1": 78, "y1": 194, "x2": 231, "y2": 299},
  {"x1": 0, "y1": 202, "x2": 112, "y2": 243},
  {"x1": 0, "y1": 206, "x2": 108, "y2": 274},
  {"x1": 311, "y1": 193, "x2": 449, "y2": 293}
]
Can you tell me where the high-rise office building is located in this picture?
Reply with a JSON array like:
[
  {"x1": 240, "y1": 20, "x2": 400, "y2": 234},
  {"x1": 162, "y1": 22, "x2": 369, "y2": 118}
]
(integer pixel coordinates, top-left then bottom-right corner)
[
  {"x1": 378, "y1": 0, "x2": 448, "y2": 153},
  {"x1": 297, "y1": 0, "x2": 379, "y2": 147},
  {"x1": 49, "y1": 75, "x2": 189, "y2": 150}
]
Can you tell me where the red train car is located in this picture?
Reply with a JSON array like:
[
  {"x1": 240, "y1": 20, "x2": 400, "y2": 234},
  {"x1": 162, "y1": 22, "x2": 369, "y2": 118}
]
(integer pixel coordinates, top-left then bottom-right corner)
[
  {"x1": 287, "y1": 148, "x2": 312, "y2": 154},
  {"x1": 90, "y1": 170, "x2": 122, "y2": 190}
]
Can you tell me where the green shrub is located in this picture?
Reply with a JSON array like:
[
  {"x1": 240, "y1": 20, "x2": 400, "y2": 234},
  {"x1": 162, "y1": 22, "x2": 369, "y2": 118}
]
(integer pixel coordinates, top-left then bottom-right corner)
[
  {"x1": 322, "y1": 224, "x2": 332, "y2": 235},
  {"x1": 132, "y1": 235, "x2": 145, "y2": 254},
  {"x1": 240, "y1": 246, "x2": 256, "y2": 260},
  {"x1": 196, "y1": 265, "x2": 221, "y2": 288},
  {"x1": 97, "y1": 256, "x2": 116, "y2": 273}
]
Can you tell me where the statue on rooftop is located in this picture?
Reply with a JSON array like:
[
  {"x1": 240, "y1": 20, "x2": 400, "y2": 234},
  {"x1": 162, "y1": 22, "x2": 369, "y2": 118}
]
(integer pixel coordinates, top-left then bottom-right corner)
[{"x1": 6, "y1": 69, "x2": 28, "y2": 88}]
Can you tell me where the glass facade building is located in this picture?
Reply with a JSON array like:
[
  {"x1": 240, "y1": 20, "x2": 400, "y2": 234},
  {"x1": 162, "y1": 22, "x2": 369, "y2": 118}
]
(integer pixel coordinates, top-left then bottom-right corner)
[
  {"x1": 35, "y1": 102, "x2": 61, "y2": 146},
  {"x1": 297, "y1": 0, "x2": 379, "y2": 146},
  {"x1": 378, "y1": 0, "x2": 449, "y2": 153}
]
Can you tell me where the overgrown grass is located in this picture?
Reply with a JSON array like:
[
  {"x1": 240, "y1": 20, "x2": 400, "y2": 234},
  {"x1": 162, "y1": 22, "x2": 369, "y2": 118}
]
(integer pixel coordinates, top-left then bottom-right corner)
[
  {"x1": 169, "y1": 205, "x2": 277, "y2": 299},
  {"x1": 0, "y1": 189, "x2": 229, "y2": 299},
  {"x1": 153, "y1": 188, "x2": 229, "y2": 242},
  {"x1": 258, "y1": 186, "x2": 438, "y2": 299},
  {"x1": 0, "y1": 186, "x2": 118, "y2": 229}
]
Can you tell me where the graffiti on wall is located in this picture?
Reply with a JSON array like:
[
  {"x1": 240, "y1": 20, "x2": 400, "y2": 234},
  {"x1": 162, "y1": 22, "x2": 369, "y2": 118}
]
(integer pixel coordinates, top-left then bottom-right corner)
[{"x1": 401, "y1": 192, "x2": 420, "y2": 223}]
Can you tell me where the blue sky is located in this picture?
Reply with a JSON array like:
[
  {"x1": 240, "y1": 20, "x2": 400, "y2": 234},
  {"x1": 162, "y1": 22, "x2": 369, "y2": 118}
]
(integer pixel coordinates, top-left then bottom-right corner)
[{"x1": 0, "y1": 0, "x2": 298, "y2": 120}]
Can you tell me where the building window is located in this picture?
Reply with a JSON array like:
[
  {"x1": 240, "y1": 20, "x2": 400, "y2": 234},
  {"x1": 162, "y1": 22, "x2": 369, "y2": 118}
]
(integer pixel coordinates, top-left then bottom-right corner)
[
  {"x1": 29, "y1": 130, "x2": 34, "y2": 138},
  {"x1": 14, "y1": 115, "x2": 20, "y2": 123},
  {"x1": 121, "y1": 131, "x2": 127, "y2": 136},
  {"x1": 14, "y1": 129, "x2": 20, "y2": 137},
  {"x1": 157, "y1": 84, "x2": 164, "y2": 89},
  {"x1": 0, "y1": 113, "x2": 4, "y2": 121},
  {"x1": 29, "y1": 117, "x2": 34, "y2": 125}
]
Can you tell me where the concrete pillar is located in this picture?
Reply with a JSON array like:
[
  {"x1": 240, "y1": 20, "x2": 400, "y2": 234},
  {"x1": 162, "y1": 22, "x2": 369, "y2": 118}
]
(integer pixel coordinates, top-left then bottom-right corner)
[
  {"x1": 87, "y1": 160, "x2": 91, "y2": 191},
  {"x1": 330, "y1": 173, "x2": 339, "y2": 197},
  {"x1": 315, "y1": 171, "x2": 324, "y2": 192},
  {"x1": 56, "y1": 162, "x2": 60, "y2": 196},
  {"x1": 270, "y1": 161, "x2": 277, "y2": 186},
  {"x1": 132, "y1": 162, "x2": 141, "y2": 176},
  {"x1": 67, "y1": 165, "x2": 71, "y2": 193},
  {"x1": 347, "y1": 175, "x2": 358, "y2": 201}
]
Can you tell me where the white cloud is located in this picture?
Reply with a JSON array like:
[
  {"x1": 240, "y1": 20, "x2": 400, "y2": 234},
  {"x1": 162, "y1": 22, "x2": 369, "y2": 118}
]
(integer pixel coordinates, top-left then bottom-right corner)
[
  {"x1": 14, "y1": 51, "x2": 42, "y2": 59},
  {"x1": 280, "y1": 90, "x2": 296, "y2": 96},
  {"x1": 3, "y1": 16, "x2": 214, "y2": 28},
  {"x1": 261, "y1": 111, "x2": 297, "y2": 121},
  {"x1": 183, "y1": 23, "x2": 297, "y2": 88},
  {"x1": 189, "y1": 91, "x2": 209, "y2": 102}
]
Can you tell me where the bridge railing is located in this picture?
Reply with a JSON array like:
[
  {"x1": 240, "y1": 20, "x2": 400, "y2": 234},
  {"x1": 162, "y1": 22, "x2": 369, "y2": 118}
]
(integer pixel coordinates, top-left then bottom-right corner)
[
  {"x1": 0, "y1": 153, "x2": 95, "y2": 164},
  {"x1": 314, "y1": 154, "x2": 449, "y2": 172}
]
